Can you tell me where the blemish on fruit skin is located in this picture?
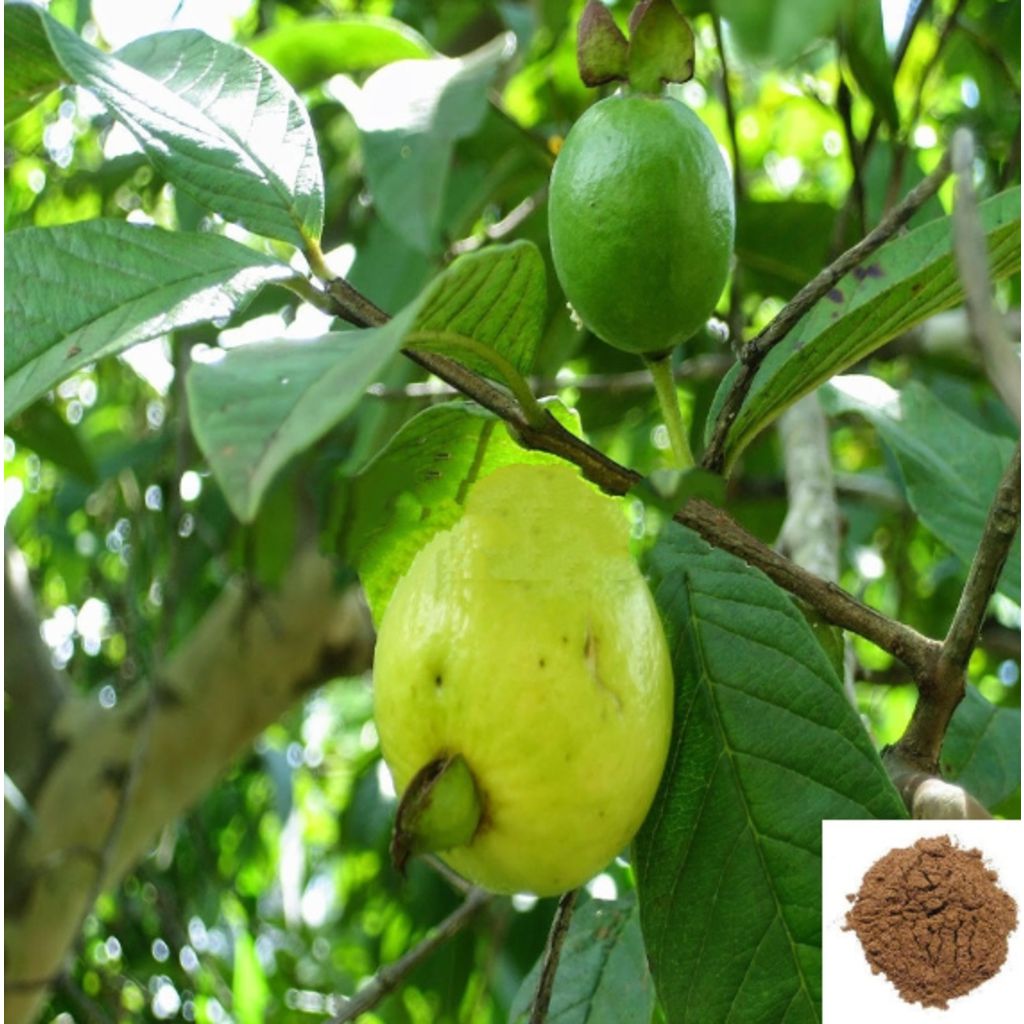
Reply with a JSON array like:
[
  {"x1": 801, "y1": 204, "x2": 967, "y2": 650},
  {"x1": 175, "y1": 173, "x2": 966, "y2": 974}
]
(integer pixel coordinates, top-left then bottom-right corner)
[
  {"x1": 434, "y1": 673, "x2": 443, "y2": 688},
  {"x1": 538, "y1": 658, "x2": 546, "y2": 668},
  {"x1": 584, "y1": 624, "x2": 623, "y2": 712},
  {"x1": 827, "y1": 288, "x2": 843, "y2": 303}
]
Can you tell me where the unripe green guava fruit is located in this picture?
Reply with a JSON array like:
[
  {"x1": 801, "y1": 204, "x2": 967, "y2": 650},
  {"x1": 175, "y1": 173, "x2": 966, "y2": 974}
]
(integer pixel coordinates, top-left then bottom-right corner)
[
  {"x1": 548, "y1": 93, "x2": 735, "y2": 354},
  {"x1": 373, "y1": 463, "x2": 673, "y2": 896}
]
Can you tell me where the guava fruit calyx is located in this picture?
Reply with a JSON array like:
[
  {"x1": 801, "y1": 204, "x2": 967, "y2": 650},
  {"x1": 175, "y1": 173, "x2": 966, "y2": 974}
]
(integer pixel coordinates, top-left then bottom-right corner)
[
  {"x1": 577, "y1": 0, "x2": 694, "y2": 93},
  {"x1": 389, "y1": 754, "x2": 483, "y2": 873}
]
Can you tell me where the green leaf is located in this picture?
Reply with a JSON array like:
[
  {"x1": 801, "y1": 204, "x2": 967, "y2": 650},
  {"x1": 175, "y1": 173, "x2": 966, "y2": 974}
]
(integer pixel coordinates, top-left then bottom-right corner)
[
  {"x1": 862, "y1": 144, "x2": 944, "y2": 232},
  {"x1": 341, "y1": 34, "x2": 513, "y2": 253},
  {"x1": 186, "y1": 303, "x2": 422, "y2": 524},
  {"x1": 17, "y1": 4, "x2": 324, "y2": 246},
  {"x1": 341, "y1": 401, "x2": 574, "y2": 623},
  {"x1": 509, "y1": 896, "x2": 656, "y2": 1024},
  {"x1": 250, "y1": 14, "x2": 433, "y2": 91},
  {"x1": 115, "y1": 29, "x2": 324, "y2": 246},
  {"x1": 231, "y1": 931, "x2": 269, "y2": 1024},
  {"x1": 635, "y1": 524, "x2": 906, "y2": 1024},
  {"x1": 717, "y1": 0, "x2": 845, "y2": 64},
  {"x1": 409, "y1": 240, "x2": 547, "y2": 379},
  {"x1": 707, "y1": 187, "x2": 1021, "y2": 469},
  {"x1": 4, "y1": 2, "x2": 67, "y2": 124},
  {"x1": 839, "y1": 0, "x2": 898, "y2": 130},
  {"x1": 4, "y1": 219, "x2": 292, "y2": 421},
  {"x1": 735, "y1": 200, "x2": 837, "y2": 299},
  {"x1": 6, "y1": 403, "x2": 97, "y2": 484},
  {"x1": 822, "y1": 377, "x2": 1021, "y2": 602},
  {"x1": 941, "y1": 685, "x2": 1021, "y2": 811}
]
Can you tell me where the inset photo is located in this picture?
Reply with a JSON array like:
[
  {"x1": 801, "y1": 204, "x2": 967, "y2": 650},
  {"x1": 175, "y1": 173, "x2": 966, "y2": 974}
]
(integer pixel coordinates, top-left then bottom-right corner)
[{"x1": 823, "y1": 821, "x2": 1023, "y2": 1021}]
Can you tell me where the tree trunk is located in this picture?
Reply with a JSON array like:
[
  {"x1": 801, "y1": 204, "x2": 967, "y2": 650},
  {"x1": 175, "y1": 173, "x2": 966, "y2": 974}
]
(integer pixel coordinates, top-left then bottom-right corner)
[{"x1": 4, "y1": 546, "x2": 374, "y2": 1024}]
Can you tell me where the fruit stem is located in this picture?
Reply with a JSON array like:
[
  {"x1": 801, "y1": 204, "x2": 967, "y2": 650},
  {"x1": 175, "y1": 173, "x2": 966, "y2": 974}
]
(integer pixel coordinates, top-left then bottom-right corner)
[
  {"x1": 390, "y1": 754, "x2": 483, "y2": 874},
  {"x1": 646, "y1": 353, "x2": 694, "y2": 470}
]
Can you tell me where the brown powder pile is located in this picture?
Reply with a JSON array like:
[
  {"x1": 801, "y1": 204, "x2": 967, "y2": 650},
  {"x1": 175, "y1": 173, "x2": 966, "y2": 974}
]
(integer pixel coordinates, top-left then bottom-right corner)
[{"x1": 843, "y1": 835, "x2": 1018, "y2": 1009}]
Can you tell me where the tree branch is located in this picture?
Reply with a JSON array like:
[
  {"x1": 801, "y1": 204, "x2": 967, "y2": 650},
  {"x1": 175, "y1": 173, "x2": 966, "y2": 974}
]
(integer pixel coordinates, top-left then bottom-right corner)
[
  {"x1": 951, "y1": 129, "x2": 1021, "y2": 423},
  {"x1": 325, "y1": 887, "x2": 490, "y2": 1024},
  {"x1": 777, "y1": 393, "x2": 856, "y2": 703},
  {"x1": 3, "y1": 537, "x2": 69, "y2": 805},
  {"x1": 891, "y1": 443, "x2": 1021, "y2": 773},
  {"x1": 941, "y1": 443, "x2": 1021, "y2": 670},
  {"x1": 702, "y1": 149, "x2": 953, "y2": 473},
  {"x1": 365, "y1": 354, "x2": 732, "y2": 402},
  {"x1": 883, "y1": 753, "x2": 993, "y2": 819},
  {"x1": 529, "y1": 889, "x2": 579, "y2": 1024},
  {"x1": 313, "y1": 279, "x2": 944, "y2": 681},
  {"x1": 4, "y1": 549, "x2": 374, "y2": 1024},
  {"x1": 449, "y1": 186, "x2": 548, "y2": 258},
  {"x1": 678, "y1": 500, "x2": 942, "y2": 680}
]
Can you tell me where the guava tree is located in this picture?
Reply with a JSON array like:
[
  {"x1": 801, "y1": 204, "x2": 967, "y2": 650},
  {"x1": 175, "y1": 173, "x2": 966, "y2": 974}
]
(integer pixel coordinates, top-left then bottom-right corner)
[{"x1": 3, "y1": 1, "x2": 1020, "y2": 1023}]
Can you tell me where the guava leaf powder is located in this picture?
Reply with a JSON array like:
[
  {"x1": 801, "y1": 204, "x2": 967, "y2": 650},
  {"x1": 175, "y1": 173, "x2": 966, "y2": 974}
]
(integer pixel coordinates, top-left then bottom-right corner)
[{"x1": 843, "y1": 835, "x2": 1018, "y2": 1009}]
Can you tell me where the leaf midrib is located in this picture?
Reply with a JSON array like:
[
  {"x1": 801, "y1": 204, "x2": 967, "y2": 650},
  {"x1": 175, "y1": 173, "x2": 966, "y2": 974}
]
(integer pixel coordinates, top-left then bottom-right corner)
[{"x1": 683, "y1": 572, "x2": 820, "y2": 1023}]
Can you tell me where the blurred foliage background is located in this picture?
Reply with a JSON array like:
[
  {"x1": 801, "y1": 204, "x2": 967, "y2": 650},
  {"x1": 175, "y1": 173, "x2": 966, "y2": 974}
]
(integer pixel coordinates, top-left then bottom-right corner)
[{"x1": 4, "y1": 0, "x2": 1020, "y2": 1021}]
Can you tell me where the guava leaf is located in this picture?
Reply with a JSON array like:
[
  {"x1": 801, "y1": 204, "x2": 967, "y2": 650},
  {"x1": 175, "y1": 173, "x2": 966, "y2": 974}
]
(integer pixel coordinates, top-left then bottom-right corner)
[
  {"x1": 5, "y1": 404, "x2": 97, "y2": 484},
  {"x1": 941, "y1": 685, "x2": 1021, "y2": 811},
  {"x1": 12, "y1": 4, "x2": 324, "y2": 247},
  {"x1": 231, "y1": 931, "x2": 270, "y2": 1024},
  {"x1": 706, "y1": 187, "x2": 1021, "y2": 470},
  {"x1": 839, "y1": 0, "x2": 898, "y2": 130},
  {"x1": 4, "y1": 2, "x2": 67, "y2": 124},
  {"x1": 822, "y1": 377, "x2": 1020, "y2": 601},
  {"x1": 4, "y1": 219, "x2": 293, "y2": 422},
  {"x1": 509, "y1": 896, "x2": 655, "y2": 1024},
  {"x1": 250, "y1": 14, "x2": 433, "y2": 91},
  {"x1": 337, "y1": 34, "x2": 513, "y2": 253},
  {"x1": 635, "y1": 524, "x2": 906, "y2": 1024},
  {"x1": 186, "y1": 302, "x2": 422, "y2": 524},
  {"x1": 115, "y1": 29, "x2": 324, "y2": 246},
  {"x1": 735, "y1": 200, "x2": 837, "y2": 299},
  {"x1": 408, "y1": 240, "x2": 547, "y2": 379},
  {"x1": 340, "y1": 401, "x2": 578, "y2": 624},
  {"x1": 716, "y1": 0, "x2": 845, "y2": 64}
]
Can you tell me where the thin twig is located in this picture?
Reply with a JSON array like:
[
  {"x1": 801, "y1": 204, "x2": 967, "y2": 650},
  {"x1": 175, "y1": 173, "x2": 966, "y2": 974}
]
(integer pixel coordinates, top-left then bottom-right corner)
[
  {"x1": 449, "y1": 186, "x2": 548, "y2": 257},
  {"x1": 950, "y1": 129, "x2": 1021, "y2": 423},
  {"x1": 893, "y1": 443, "x2": 1021, "y2": 771},
  {"x1": 529, "y1": 889, "x2": 579, "y2": 1024},
  {"x1": 829, "y1": 0, "x2": 931, "y2": 249},
  {"x1": 836, "y1": 76, "x2": 866, "y2": 238},
  {"x1": 325, "y1": 887, "x2": 490, "y2": 1023},
  {"x1": 712, "y1": 15, "x2": 743, "y2": 203},
  {"x1": 311, "y1": 277, "x2": 943, "y2": 679},
  {"x1": 701, "y1": 149, "x2": 953, "y2": 473},
  {"x1": 905, "y1": 0, "x2": 970, "y2": 137},
  {"x1": 364, "y1": 354, "x2": 732, "y2": 401},
  {"x1": 941, "y1": 443, "x2": 1021, "y2": 671},
  {"x1": 711, "y1": 12, "x2": 746, "y2": 348}
]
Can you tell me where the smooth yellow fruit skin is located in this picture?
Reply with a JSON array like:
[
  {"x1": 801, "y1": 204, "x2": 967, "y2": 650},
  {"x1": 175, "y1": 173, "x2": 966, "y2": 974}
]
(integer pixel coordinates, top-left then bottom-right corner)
[
  {"x1": 373, "y1": 463, "x2": 673, "y2": 896},
  {"x1": 549, "y1": 93, "x2": 735, "y2": 354}
]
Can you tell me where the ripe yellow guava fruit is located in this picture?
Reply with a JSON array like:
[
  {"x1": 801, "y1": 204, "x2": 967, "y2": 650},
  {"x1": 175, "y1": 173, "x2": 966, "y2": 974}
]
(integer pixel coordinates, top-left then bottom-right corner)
[
  {"x1": 548, "y1": 93, "x2": 735, "y2": 354},
  {"x1": 372, "y1": 462, "x2": 673, "y2": 896}
]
